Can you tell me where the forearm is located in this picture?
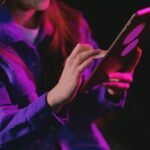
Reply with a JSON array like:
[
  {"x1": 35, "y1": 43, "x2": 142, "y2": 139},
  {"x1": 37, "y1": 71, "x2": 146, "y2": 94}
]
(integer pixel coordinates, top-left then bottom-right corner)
[{"x1": 0, "y1": 93, "x2": 66, "y2": 146}]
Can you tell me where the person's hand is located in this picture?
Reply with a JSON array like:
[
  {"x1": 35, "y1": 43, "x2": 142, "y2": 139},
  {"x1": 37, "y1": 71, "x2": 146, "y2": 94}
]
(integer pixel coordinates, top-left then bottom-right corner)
[
  {"x1": 47, "y1": 43, "x2": 100, "y2": 113},
  {"x1": 102, "y1": 47, "x2": 142, "y2": 96},
  {"x1": 102, "y1": 72, "x2": 133, "y2": 95}
]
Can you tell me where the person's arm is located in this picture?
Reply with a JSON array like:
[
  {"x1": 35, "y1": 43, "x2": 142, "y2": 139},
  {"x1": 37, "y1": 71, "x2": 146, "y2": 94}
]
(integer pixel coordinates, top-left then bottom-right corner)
[
  {"x1": 0, "y1": 42, "x2": 102, "y2": 147},
  {"x1": 0, "y1": 78, "x2": 66, "y2": 146}
]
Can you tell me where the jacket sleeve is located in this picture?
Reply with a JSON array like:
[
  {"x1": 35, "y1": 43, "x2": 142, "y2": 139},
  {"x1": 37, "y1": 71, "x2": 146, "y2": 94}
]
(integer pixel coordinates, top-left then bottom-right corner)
[
  {"x1": 84, "y1": 85, "x2": 127, "y2": 117},
  {"x1": 0, "y1": 77, "x2": 67, "y2": 146}
]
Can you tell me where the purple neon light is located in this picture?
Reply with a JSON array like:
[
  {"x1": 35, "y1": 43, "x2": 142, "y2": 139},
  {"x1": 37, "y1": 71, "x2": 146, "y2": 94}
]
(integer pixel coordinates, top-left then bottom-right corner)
[
  {"x1": 91, "y1": 123, "x2": 111, "y2": 149},
  {"x1": 121, "y1": 39, "x2": 139, "y2": 56},
  {"x1": 137, "y1": 7, "x2": 150, "y2": 16},
  {"x1": 123, "y1": 23, "x2": 145, "y2": 45}
]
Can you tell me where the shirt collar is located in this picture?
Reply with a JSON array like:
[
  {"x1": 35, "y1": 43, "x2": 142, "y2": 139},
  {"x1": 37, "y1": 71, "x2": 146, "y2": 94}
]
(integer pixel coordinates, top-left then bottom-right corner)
[{"x1": 0, "y1": 6, "x2": 46, "y2": 47}]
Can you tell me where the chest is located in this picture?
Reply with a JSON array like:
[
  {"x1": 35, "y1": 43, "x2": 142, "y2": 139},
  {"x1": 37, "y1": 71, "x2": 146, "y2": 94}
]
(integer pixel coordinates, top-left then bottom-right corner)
[{"x1": 0, "y1": 44, "x2": 42, "y2": 107}]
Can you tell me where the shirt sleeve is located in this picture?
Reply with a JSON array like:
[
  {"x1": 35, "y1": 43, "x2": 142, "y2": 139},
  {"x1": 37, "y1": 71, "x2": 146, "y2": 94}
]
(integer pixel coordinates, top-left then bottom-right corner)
[{"x1": 0, "y1": 77, "x2": 67, "y2": 146}]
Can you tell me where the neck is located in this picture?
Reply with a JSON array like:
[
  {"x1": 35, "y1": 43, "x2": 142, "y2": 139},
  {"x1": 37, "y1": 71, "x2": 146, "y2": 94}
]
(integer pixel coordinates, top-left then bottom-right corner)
[{"x1": 11, "y1": 8, "x2": 40, "y2": 29}]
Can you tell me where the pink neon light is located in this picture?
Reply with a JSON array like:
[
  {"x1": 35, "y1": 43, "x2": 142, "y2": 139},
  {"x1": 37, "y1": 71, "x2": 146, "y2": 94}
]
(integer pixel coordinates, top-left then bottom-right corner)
[
  {"x1": 123, "y1": 23, "x2": 145, "y2": 45},
  {"x1": 121, "y1": 39, "x2": 139, "y2": 56},
  {"x1": 137, "y1": 7, "x2": 150, "y2": 16}
]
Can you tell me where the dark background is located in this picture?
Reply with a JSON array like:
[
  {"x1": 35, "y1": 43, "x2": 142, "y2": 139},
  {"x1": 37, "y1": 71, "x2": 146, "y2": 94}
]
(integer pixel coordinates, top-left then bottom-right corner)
[{"x1": 63, "y1": 1, "x2": 150, "y2": 150}]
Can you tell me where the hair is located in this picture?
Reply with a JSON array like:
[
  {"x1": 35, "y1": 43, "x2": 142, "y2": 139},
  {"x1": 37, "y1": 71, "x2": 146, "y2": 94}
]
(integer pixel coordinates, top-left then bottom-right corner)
[
  {"x1": 42, "y1": 0, "x2": 92, "y2": 85},
  {"x1": 41, "y1": 0, "x2": 93, "y2": 81},
  {"x1": 43, "y1": 1, "x2": 80, "y2": 58},
  {"x1": 1, "y1": 0, "x2": 92, "y2": 58}
]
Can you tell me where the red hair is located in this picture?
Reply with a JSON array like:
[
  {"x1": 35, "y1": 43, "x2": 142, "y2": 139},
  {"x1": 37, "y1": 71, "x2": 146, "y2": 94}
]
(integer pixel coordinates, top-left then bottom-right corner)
[{"x1": 42, "y1": 1, "x2": 92, "y2": 59}]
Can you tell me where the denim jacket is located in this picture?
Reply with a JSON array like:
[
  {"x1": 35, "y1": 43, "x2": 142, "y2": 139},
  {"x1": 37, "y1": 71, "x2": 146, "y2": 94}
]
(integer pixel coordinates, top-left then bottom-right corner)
[{"x1": 0, "y1": 6, "x2": 126, "y2": 150}]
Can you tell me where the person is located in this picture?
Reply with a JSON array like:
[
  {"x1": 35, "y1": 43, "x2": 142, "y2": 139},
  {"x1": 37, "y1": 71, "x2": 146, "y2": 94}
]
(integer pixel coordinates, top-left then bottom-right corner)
[{"x1": 0, "y1": 0, "x2": 141, "y2": 149}]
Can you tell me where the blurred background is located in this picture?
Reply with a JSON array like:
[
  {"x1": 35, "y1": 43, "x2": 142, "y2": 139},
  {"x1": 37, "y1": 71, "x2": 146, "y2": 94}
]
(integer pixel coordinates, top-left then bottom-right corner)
[{"x1": 63, "y1": 1, "x2": 150, "y2": 150}]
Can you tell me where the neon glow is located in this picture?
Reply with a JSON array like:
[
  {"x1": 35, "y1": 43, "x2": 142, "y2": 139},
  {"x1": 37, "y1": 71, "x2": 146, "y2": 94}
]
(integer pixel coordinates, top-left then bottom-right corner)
[
  {"x1": 137, "y1": 7, "x2": 150, "y2": 16},
  {"x1": 123, "y1": 23, "x2": 145, "y2": 45},
  {"x1": 121, "y1": 39, "x2": 139, "y2": 56}
]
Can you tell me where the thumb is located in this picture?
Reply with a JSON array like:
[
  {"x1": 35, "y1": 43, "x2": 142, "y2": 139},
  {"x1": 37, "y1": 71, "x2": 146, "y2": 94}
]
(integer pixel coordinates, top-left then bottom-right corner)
[{"x1": 124, "y1": 47, "x2": 142, "y2": 74}]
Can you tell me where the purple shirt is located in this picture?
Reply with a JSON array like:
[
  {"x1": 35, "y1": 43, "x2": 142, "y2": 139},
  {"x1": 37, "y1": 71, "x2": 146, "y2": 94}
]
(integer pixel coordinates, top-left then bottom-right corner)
[{"x1": 0, "y1": 6, "x2": 126, "y2": 150}]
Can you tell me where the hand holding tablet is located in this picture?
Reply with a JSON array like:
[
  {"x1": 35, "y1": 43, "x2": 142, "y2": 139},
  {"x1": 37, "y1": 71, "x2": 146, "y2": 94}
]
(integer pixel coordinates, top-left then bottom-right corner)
[{"x1": 80, "y1": 7, "x2": 150, "y2": 92}]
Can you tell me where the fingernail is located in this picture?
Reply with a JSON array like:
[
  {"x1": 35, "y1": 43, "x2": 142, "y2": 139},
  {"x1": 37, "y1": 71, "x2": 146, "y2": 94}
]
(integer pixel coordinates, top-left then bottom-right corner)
[{"x1": 109, "y1": 78, "x2": 119, "y2": 82}]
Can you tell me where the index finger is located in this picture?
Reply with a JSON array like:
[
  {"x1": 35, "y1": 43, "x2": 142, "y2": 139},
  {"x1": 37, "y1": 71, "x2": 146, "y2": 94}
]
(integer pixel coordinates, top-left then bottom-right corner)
[{"x1": 69, "y1": 43, "x2": 94, "y2": 59}]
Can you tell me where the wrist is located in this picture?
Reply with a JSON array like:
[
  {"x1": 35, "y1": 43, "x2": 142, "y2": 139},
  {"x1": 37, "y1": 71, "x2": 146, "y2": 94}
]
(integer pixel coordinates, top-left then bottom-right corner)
[{"x1": 46, "y1": 88, "x2": 67, "y2": 114}]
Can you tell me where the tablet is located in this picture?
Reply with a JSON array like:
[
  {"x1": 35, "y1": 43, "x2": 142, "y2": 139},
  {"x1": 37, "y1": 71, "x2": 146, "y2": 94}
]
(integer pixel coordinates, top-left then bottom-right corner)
[{"x1": 80, "y1": 7, "x2": 150, "y2": 92}]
